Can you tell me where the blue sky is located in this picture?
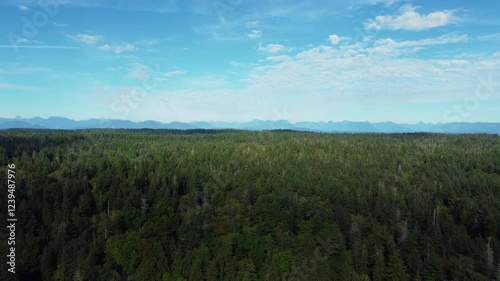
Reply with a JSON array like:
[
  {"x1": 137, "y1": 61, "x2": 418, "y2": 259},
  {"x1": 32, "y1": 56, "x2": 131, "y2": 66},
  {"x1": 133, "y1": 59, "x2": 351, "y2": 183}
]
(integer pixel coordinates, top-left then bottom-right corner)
[{"x1": 0, "y1": 0, "x2": 499, "y2": 123}]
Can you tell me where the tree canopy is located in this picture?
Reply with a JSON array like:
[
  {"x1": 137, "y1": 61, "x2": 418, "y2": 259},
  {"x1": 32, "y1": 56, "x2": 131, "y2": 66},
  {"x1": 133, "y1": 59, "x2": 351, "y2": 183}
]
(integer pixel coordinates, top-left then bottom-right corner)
[{"x1": 0, "y1": 129, "x2": 499, "y2": 280}]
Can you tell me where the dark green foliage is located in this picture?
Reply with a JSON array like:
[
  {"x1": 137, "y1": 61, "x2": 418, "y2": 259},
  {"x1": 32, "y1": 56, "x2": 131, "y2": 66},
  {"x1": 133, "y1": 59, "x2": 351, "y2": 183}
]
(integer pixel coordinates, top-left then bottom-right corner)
[{"x1": 0, "y1": 130, "x2": 499, "y2": 280}]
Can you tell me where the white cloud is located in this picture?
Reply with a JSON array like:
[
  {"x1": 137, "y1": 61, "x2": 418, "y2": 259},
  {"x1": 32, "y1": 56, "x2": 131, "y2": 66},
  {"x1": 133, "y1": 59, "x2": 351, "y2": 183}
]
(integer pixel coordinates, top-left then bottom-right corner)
[
  {"x1": 241, "y1": 33, "x2": 495, "y2": 109},
  {"x1": 329, "y1": 35, "x2": 341, "y2": 44},
  {"x1": 247, "y1": 30, "x2": 263, "y2": 39},
  {"x1": 368, "y1": 33, "x2": 468, "y2": 56},
  {"x1": 365, "y1": 5, "x2": 457, "y2": 31},
  {"x1": 258, "y1": 43, "x2": 286, "y2": 53},
  {"x1": 164, "y1": 70, "x2": 186, "y2": 77},
  {"x1": 70, "y1": 34, "x2": 103, "y2": 45},
  {"x1": 91, "y1": 33, "x2": 500, "y2": 123},
  {"x1": 430, "y1": 59, "x2": 470, "y2": 67},
  {"x1": 99, "y1": 43, "x2": 136, "y2": 54},
  {"x1": 478, "y1": 33, "x2": 500, "y2": 41},
  {"x1": 328, "y1": 34, "x2": 350, "y2": 45},
  {"x1": 266, "y1": 55, "x2": 292, "y2": 62},
  {"x1": 52, "y1": 22, "x2": 68, "y2": 27},
  {"x1": 125, "y1": 63, "x2": 185, "y2": 81},
  {"x1": 17, "y1": 5, "x2": 29, "y2": 11},
  {"x1": 125, "y1": 64, "x2": 155, "y2": 80},
  {"x1": 379, "y1": 33, "x2": 468, "y2": 48}
]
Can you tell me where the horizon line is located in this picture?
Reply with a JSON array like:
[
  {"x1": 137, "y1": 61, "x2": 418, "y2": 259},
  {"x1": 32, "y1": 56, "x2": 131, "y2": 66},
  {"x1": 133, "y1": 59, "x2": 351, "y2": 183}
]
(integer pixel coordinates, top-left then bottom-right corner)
[{"x1": 1, "y1": 116, "x2": 499, "y2": 125}]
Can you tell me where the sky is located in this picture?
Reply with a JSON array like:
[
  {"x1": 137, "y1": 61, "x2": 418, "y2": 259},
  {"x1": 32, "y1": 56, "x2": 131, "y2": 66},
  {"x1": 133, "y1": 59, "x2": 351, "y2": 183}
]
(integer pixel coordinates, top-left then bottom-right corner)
[{"x1": 0, "y1": 0, "x2": 499, "y2": 123}]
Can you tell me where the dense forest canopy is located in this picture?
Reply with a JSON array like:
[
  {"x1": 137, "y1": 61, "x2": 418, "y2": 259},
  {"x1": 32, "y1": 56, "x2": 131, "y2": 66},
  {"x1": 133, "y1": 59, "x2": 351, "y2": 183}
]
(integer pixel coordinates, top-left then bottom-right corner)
[{"x1": 0, "y1": 129, "x2": 499, "y2": 280}]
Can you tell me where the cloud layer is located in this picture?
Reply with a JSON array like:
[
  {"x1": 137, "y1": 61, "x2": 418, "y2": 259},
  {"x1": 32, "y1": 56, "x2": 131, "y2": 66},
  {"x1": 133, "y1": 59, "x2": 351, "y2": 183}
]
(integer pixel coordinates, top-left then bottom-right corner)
[{"x1": 365, "y1": 5, "x2": 457, "y2": 31}]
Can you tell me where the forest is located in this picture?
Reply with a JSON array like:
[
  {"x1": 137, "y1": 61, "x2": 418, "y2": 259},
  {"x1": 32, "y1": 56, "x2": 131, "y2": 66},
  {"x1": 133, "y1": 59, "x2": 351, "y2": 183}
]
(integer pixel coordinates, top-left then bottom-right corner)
[{"x1": 0, "y1": 129, "x2": 499, "y2": 281}]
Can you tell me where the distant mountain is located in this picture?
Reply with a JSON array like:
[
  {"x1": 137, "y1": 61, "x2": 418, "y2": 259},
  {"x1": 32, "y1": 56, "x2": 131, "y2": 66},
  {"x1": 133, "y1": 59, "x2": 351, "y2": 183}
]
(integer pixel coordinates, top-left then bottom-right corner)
[
  {"x1": 0, "y1": 121, "x2": 46, "y2": 129},
  {"x1": 242, "y1": 119, "x2": 295, "y2": 130},
  {"x1": 189, "y1": 121, "x2": 216, "y2": 129},
  {"x1": 33, "y1": 116, "x2": 80, "y2": 129},
  {"x1": 163, "y1": 122, "x2": 197, "y2": 130},
  {"x1": 0, "y1": 117, "x2": 498, "y2": 134}
]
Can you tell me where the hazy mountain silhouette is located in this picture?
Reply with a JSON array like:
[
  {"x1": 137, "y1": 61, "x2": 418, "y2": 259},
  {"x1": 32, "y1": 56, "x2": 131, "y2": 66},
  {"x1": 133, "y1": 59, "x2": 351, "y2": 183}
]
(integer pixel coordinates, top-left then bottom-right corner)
[{"x1": 0, "y1": 117, "x2": 498, "y2": 134}]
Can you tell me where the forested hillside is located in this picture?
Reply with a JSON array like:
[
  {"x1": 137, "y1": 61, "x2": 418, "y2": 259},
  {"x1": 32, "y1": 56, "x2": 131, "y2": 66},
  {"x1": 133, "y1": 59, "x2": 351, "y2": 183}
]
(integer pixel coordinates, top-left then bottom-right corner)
[{"x1": 0, "y1": 130, "x2": 499, "y2": 281}]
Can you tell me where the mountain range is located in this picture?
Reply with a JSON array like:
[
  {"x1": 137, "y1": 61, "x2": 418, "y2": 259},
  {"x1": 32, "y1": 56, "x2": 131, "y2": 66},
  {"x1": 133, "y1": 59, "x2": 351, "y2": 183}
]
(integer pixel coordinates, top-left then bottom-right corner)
[{"x1": 0, "y1": 117, "x2": 499, "y2": 134}]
